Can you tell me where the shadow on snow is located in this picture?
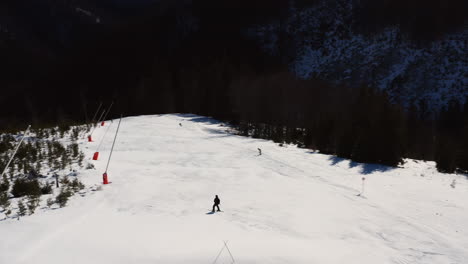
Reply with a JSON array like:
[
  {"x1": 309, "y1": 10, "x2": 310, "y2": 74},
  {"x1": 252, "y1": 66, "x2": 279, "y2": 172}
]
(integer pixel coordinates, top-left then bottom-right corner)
[
  {"x1": 328, "y1": 156, "x2": 396, "y2": 175},
  {"x1": 174, "y1": 114, "x2": 221, "y2": 126}
]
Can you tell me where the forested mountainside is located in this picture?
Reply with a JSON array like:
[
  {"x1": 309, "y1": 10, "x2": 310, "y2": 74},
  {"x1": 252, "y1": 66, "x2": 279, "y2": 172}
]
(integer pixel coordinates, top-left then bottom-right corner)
[
  {"x1": 250, "y1": 0, "x2": 467, "y2": 110},
  {"x1": 1, "y1": 0, "x2": 465, "y2": 125}
]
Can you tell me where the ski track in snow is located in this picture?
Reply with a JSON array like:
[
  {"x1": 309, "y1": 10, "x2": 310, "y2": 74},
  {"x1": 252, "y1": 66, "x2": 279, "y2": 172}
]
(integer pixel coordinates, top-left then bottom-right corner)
[{"x1": 1, "y1": 114, "x2": 467, "y2": 264}]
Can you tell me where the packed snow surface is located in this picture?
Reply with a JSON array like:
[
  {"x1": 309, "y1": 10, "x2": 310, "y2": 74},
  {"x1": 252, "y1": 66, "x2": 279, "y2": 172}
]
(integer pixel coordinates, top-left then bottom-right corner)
[{"x1": 1, "y1": 114, "x2": 468, "y2": 264}]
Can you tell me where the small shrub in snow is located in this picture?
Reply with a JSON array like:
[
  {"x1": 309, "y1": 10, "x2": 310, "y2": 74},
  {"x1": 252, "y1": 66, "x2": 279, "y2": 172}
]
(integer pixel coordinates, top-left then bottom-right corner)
[
  {"x1": 58, "y1": 124, "x2": 70, "y2": 138},
  {"x1": 85, "y1": 163, "x2": 95, "y2": 170},
  {"x1": 70, "y1": 178, "x2": 85, "y2": 193},
  {"x1": 11, "y1": 178, "x2": 41, "y2": 198},
  {"x1": 78, "y1": 153, "x2": 85, "y2": 167},
  {"x1": 46, "y1": 198, "x2": 54, "y2": 208},
  {"x1": 8, "y1": 166, "x2": 14, "y2": 179},
  {"x1": 0, "y1": 175, "x2": 9, "y2": 192},
  {"x1": 69, "y1": 143, "x2": 79, "y2": 158},
  {"x1": 60, "y1": 177, "x2": 70, "y2": 186},
  {"x1": 55, "y1": 188, "x2": 72, "y2": 208},
  {"x1": 17, "y1": 200, "x2": 27, "y2": 217},
  {"x1": 61, "y1": 153, "x2": 70, "y2": 171},
  {"x1": 450, "y1": 179, "x2": 456, "y2": 189},
  {"x1": 0, "y1": 191, "x2": 10, "y2": 211},
  {"x1": 40, "y1": 182, "x2": 53, "y2": 195},
  {"x1": 27, "y1": 195, "x2": 40, "y2": 215},
  {"x1": 5, "y1": 209, "x2": 11, "y2": 218},
  {"x1": 35, "y1": 161, "x2": 42, "y2": 174}
]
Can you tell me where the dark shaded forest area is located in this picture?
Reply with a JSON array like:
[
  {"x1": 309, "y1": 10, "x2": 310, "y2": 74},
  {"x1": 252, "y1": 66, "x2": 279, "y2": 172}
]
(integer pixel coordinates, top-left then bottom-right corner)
[{"x1": 0, "y1": 0, "x2": 467, "y2": 173}]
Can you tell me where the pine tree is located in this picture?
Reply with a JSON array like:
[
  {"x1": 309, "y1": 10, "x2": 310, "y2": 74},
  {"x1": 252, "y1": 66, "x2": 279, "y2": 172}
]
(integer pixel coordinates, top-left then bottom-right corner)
[
  {"x1": 35, "y1": 161, "x2": 42, "y2": 174},
  {"x1": 27, "y1": 195, "x2": 40, "y2": 215},
  {"x1": 435, "y1": 137, "x2": 457, "y2": 173},
  {"x1": 455, "y1": 125, "x2": 468, "y2": 173},
  {"x1": 61, "y1": 152, "x2": 69, "y2": 171},
  {"x1": 436, "y1": 100, "x2": 464, "y2": 173},
  {"x1": 455, "y1": 98, "x2": 468, "y2": 173},
  {"x1": 0, "y1": 191, "x2": 10, "y2": 211},
  {"x1": 78, "y1": 153, "x2": 84, "y2": 167},
  {"x1": 70, "y1": 178, "x2": 84, "y2": 193},
  {"x1": 336, "y1": 126, "x2": 355, "y2": 159},
  {"x1": 0, "y1": 174, "x2": 9, "y2": 192},
  {"x1": 17, "y1": 200, "x2": 27, "y2": 217},
  {"x1": 55, "y1": 188, "x2": 72, "y2": 208}
]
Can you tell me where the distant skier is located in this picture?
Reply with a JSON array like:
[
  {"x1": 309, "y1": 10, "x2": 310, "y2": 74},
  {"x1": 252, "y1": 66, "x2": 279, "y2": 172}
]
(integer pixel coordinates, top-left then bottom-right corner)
[
  {"x1": 258, "y1": 148, "x2": 262, "y2": 156},
  {"x1": 179, "y1": 123, "x2": 182, "y2": 127},
  {"x1": 212, "y1": 195, "x2": 221, "y2": 212}
]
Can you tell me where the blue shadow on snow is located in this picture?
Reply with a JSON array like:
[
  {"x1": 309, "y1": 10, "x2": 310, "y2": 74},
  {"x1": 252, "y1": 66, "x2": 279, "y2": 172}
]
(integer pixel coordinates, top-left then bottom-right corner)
[
  {"x1": 328, "y1": 156, "x2": 396, "y2": 175},
  {"x1": 174, "y1": 114, "x2": 221, "y2": 125}
]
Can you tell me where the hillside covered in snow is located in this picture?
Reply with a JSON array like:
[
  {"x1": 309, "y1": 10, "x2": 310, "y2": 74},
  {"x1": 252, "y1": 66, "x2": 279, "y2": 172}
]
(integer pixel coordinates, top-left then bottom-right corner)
[
  {"x1": 1, "y1": 114, "x2": 467, "y2": 264},
  {"x1": 250, "y1": 0, "x2": 467, "y2": 110}
]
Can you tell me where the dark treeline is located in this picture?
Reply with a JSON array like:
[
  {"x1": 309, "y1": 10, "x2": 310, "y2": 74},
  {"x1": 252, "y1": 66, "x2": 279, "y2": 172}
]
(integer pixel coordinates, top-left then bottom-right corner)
[
  {"x1": 1, "y1": 0, "x2": 467, "y2": 172},
  {"x1": 230, "y1": 74, "x2": 468, "y2": 174}
]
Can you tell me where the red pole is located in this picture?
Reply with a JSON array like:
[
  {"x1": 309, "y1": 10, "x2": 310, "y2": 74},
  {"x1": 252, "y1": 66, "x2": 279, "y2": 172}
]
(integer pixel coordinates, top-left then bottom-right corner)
[
  {"x1": 88, "y1": 135, "x2": 93, "y2": 142},
  {"x1": 93, "y1": 152, "x2": 99, "y2": 160}
]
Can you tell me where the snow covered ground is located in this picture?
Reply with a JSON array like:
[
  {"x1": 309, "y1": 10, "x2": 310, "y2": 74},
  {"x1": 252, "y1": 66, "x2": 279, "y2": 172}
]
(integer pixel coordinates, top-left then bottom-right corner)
[{"x1": 1, "y1": 114, "x2": 467, "y2": 264}]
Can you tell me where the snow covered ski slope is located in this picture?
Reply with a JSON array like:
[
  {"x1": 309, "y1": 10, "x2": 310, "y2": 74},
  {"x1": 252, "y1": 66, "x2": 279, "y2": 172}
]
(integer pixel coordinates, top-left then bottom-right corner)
[{"x1": 1, "y1": 114, "x2": 468, "y2": 264}]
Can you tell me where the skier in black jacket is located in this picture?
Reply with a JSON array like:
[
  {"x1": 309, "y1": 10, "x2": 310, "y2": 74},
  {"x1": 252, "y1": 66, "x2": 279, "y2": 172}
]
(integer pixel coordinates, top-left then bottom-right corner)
[{"x1": 212, "y1": 195, "x2": 221, "y2": 212}]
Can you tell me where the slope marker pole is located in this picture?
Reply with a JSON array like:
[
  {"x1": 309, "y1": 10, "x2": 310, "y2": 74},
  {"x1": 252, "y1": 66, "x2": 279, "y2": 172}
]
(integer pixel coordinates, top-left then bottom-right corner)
[
  {"x1": 96, "y1": 109, "x2": 106, "y2": 126},
  {"x1": 93, "y1": 120, "x2": 114, "y2": 160},
  {"x1": 357, "y1": 177, "x2": 366, "y2": 196},
  {"x1": 90, "y1": 101, "x2": 103, "y2": 124},
  {"x1": 1, "y1": 125, "x2": 31, "y2": 178},
  {"x1": 103, "y1": 115, "x2": 122, "y2": 184},
  {"x1": 88, "y1": 109, "x2": 106, "y2": 142},
  {"x1": 100, "y1": 101, "x2": 114, "y2": 126}
]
